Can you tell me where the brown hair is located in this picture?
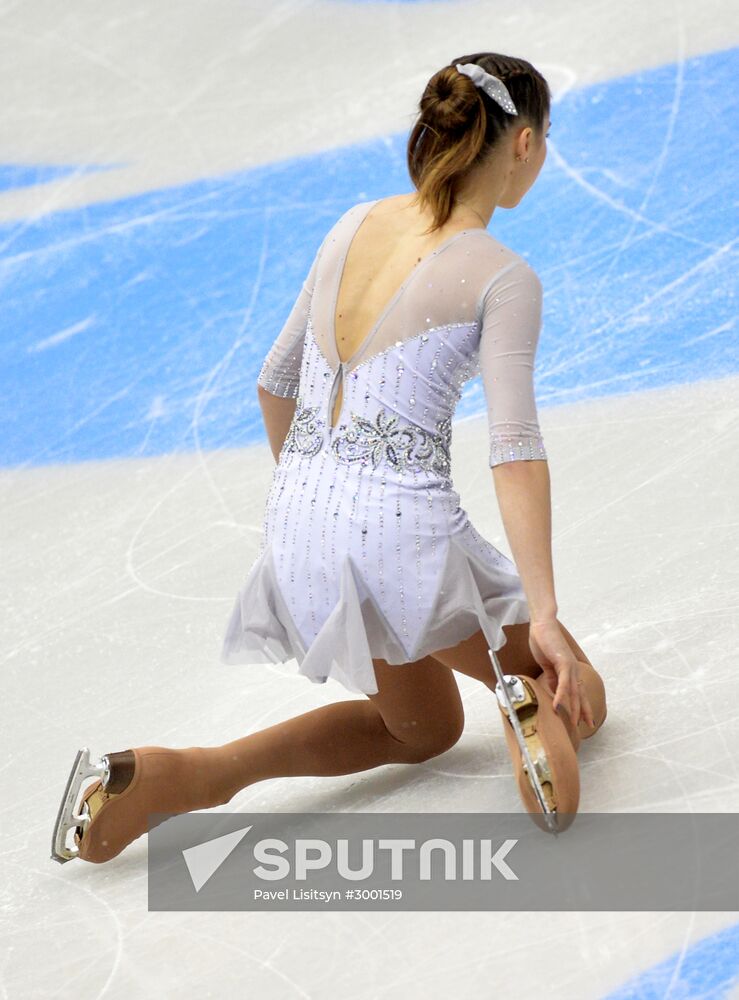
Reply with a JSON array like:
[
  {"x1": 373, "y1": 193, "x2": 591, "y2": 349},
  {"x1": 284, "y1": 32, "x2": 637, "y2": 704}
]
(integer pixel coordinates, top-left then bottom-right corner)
[{"x1": 407, "y1": 52, "x2": 551, "y2": 234}]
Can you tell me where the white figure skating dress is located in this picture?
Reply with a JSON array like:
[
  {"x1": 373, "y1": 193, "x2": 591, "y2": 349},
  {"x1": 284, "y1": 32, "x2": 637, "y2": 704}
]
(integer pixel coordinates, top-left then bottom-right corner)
[{"x1": 220, "y1": 199, "x2": 548, "y2": 695}]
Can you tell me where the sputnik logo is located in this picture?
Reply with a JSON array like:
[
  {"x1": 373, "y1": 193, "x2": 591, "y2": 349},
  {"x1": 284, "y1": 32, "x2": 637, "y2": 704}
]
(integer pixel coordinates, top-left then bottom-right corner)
[{"x1": 182, "y1": 824, "x2": 253, "y2": 893}]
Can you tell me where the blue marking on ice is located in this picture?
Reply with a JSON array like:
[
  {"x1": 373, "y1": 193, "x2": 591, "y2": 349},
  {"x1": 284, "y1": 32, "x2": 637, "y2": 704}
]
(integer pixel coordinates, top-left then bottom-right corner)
[
  {"x1": 601, "y1": 921, "x2": 739, "y2": 1000},
  {"x1": 0, "y1": 46, "x2": 736, "y2": 467}
]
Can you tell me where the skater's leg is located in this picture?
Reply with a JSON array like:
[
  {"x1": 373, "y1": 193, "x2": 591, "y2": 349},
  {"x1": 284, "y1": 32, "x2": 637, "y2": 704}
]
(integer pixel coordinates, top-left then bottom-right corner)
[
  {"x1": 104, "y1": 664, "x2": 463, "y2": 812},
  {"x1": 198, "y1": 654, "x2": 464, "y2": 806},
  {"x1": 72, "y1": 654, "x2": 466, "y2": 863}
]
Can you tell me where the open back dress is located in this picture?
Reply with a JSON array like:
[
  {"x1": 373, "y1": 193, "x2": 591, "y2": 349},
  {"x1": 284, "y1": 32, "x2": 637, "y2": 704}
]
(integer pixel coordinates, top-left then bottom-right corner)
[{"x1": 220, "y1": 198, "x2": 548, "y2": 695}]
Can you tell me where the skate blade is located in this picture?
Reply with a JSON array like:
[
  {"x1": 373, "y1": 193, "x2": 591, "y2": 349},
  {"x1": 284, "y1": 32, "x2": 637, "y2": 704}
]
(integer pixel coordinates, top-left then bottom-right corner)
[{"x1": 51, "y1": 748, "x2": 108, "y2": 863}]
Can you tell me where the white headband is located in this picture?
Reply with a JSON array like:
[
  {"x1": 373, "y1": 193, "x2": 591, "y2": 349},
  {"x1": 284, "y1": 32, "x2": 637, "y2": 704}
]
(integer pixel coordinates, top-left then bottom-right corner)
[{"x1": 455, "y1": 62, "x2": 518, "y2": 116}]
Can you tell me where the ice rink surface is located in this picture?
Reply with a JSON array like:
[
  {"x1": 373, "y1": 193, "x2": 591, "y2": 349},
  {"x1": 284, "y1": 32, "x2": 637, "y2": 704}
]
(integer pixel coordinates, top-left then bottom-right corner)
[{"x1": 1, "y1": 1, "x2": 738, "y2": 997}]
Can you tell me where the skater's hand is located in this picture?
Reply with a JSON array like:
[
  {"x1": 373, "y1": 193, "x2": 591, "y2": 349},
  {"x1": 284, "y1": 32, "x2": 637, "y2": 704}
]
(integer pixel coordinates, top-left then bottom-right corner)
[{"x1": 528, "y1": 620, "x2": 596, "y2": 729}]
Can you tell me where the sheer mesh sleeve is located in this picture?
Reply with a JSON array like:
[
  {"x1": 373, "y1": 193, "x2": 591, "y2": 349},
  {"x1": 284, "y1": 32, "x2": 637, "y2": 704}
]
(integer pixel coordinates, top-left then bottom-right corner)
[
  {"x1": 478, "y1": 259, "x2": 548, "y2": 467},
  {"x1": 256, "y1": 236, "x2": 326, "y2": 398}
]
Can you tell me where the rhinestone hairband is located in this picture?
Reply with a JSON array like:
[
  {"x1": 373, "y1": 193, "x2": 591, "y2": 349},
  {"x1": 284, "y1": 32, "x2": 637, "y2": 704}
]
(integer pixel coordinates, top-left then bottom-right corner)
[{"x1": 455, "y1": 62, "x2": 518, "y2": 116}]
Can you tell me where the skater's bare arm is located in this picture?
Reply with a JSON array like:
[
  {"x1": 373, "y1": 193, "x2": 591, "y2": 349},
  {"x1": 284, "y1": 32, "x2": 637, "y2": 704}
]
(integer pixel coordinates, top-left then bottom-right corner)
[{"x1": 491, "y1": 459, "x2": 557, "y2": 621}]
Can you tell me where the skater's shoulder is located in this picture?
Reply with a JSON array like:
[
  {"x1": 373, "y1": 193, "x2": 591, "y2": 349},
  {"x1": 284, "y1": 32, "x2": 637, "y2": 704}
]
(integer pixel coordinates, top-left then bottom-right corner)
[{"x1": 477, "y1": 242, "x2": 543, "y2": 298}]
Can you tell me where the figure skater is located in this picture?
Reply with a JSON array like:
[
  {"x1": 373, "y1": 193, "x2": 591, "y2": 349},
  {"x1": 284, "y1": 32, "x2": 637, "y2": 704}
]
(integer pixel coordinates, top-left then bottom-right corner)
[{"x1": 52, "y1": 51, "x2": 607, "y2": 864}]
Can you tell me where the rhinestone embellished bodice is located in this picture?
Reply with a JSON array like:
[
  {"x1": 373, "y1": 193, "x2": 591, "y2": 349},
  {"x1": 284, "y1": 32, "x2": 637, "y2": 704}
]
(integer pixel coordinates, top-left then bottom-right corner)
[
  {"x1": 257, "y1": 198, "x2": 547, "y2": 471},
  {"x1": 285, "y1": 398, "x2": 453, "y2": 477},
  {"x1": 274, "y1": 315, "x2": 480, "y2": 484}
]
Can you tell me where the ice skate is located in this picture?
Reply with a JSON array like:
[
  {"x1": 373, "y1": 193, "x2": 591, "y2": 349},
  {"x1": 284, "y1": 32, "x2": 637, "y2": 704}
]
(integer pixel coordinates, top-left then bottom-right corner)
[
  {"x1": 488, "y1": 650, "x2": 580, "y2": 834},
  {"x1": 51, "y1": 745, "x2": 213, "y2": 864},
  {"x1": 51, "y1": 747, "x2": 112, "y2": 863}
]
